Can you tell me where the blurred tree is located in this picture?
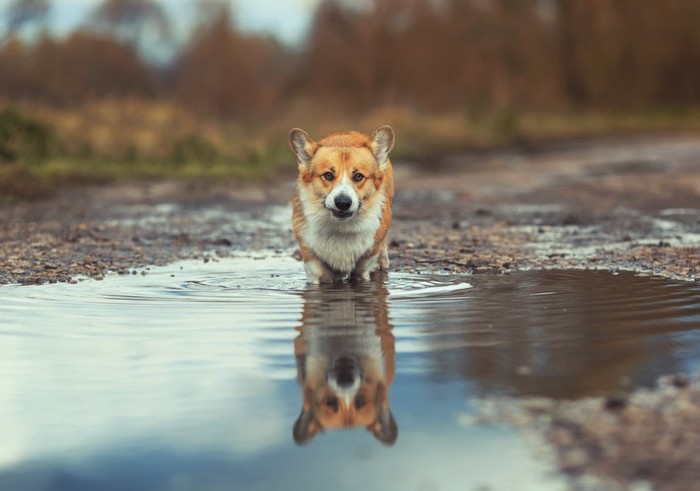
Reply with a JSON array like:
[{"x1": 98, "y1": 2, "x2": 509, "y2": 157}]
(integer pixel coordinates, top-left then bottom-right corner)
[
  {"x1": 0, "y1": 38, "x2": 27, "y2": 97},
  {"x1": 555, "y1": 0, "x2": 587, "y2": 106},
  {"x1": 42, "y1": 32, "x2": 156, "y2": 102},
  {"x1": 89, "y1": 0, "x2": 171, "y2": 48},
  {"x1": 173, "y1": 1, "x2": 289, "y2": 119},
  {"x1": 298, "y1": 0, "x2": 560, "y2": 112},
  {"x1": 298, "y1": 0, "x2": 385, "y2": 108},
  {"x1": 0, "y1": 33, "x2": 155, "y2": 104},
  {"x1": 2, "y1": 0, "x2": 700, "y2": 116},
  {"x1": 3, "y1": 0, "x2": 50, "y2": 38},
  {"x1": 486, "y1": 0, "x2": 559, "y2": 110}
]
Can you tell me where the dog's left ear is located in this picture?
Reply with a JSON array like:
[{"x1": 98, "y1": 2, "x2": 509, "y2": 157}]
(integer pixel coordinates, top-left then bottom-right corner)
[
  {"x1": 293, "y1": 407, "x2": 322, "y2": 445},
  {"x1": 289, "y1": 128, "x2": 318, "y2": 168},
  {"x1": 369, "y1": 125, "x2": 395, "y2": 169}
]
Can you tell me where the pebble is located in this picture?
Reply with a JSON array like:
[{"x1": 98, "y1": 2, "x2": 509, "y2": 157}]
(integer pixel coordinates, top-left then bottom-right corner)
[{"x1": 604, "y1": 392, "x2": 628, "y2": 411}]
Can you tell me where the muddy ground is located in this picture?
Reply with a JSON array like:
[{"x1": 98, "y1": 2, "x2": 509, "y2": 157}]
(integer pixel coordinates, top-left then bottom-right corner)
[{"x1": 2, "y1": 135, "x2": 700, "y2": 489}]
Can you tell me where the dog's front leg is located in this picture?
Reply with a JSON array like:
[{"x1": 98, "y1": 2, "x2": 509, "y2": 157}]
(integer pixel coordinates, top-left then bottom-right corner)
[
  {"x1": 377, "y1": 241, "x2": 389, "y2": 270},
  {"x1": 353, "y1": 240, "x2": 390, "y2": 281},
  {"x1": 352, "y1": 254, "x2": 380, "y2": 281},
  {"x1": 304, "y1": 259, "x2": 340, "y2": 284}
]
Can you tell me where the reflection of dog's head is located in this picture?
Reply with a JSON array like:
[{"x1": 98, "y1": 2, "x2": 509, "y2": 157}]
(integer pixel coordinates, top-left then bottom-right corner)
[
  {"x1": 293, "y1": 355, "x2": 397, "y2": 445},
  {"x1": 293, "y1": 282, "x2": 397, "y2": 445}
]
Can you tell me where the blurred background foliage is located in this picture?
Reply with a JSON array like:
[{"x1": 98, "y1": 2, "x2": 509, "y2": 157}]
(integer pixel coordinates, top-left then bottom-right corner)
[{"x1": 2, "y1": 0, "x2": 700, "y2": 197}]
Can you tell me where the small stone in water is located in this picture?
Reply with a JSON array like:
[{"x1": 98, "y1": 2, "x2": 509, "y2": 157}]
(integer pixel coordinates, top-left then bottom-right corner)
[
  {"x1": 671, "y1": 373, "x2": 690, "y2": 388},
  {"x1": 604, "y1": 392, "x2": 628, "y2": 410}
]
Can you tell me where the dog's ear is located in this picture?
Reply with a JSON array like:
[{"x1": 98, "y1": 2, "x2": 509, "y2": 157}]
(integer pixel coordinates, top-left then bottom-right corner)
[
  {"x1": 368, "y1": 404, "x2": 398, "y2": 445},
  {"x1": 293, "y1": 407, "x2": 321, "y2": 445},
  {"x1": 369, "y1": 125, "x2": 395, "y2": 169},
  {"x1": 289, "y1": 128, "x2": 318, "y2": 167}
]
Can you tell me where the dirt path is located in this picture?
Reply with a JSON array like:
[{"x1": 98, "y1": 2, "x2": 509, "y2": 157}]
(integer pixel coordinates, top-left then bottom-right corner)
[
  {"x1": 390, "y1": 135, "x2": 700, "y2": 282},
  {"x1": 2, "y1": 135, "x2": 700, "y2": 489},
  {"x1": 3, "y1": 135, "x2": 698, "y2": 286}
]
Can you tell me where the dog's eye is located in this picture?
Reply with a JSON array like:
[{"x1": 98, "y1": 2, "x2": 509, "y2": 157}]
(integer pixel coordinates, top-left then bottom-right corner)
[
  {"x1": 354, "y1": 394, "x2": 366, "y2": 409},
  {"x1": 322, "y1": 172, "x2": 334, "y2": 181},
  {"x1": 352, "y1": 173, "x2": 365, "y2": 183},
  {"x1": 325, "y1": 396, "x2": 339, "y2": 411}
]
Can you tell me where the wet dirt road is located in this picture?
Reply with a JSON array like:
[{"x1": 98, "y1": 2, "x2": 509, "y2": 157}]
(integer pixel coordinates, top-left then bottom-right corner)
[
  {"x1": 1, "y1": 135, "x2": 700, "y2": 490},
  {"x1": 2, "y1": 135, "x2": 698, "y2": 286}
]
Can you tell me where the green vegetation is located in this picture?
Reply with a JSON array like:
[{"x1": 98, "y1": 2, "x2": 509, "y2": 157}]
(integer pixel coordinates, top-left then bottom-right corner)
[
  {"x1": 0, "y1": 109, "x2": 55, "y2": 164},
  {"x1": 2, "y1": 103, "x2": 700, "y2": 201}
]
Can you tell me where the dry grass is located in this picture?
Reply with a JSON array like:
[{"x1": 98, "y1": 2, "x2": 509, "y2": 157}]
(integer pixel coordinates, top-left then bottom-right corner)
[{"x1": 2, "y1": 98, "x2": 700, "y2": 200}]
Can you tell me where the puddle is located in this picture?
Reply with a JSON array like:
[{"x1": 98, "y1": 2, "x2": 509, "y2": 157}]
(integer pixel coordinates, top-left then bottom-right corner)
[{"x1": 2, "y1": 256, "x2": 700, "y2": 490}]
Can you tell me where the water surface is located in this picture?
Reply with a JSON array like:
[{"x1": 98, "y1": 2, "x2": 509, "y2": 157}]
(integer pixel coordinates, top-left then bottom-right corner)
[{"x1": 2, "y1": 256, "x2": 700, "y2": 491}]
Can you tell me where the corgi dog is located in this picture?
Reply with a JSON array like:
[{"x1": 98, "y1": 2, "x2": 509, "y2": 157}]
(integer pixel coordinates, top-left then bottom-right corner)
[
  {"x1": 289, "y1": 126, "x2": 395, "y2": 284},
  {"x1": 292, "y1": 279, "x2": 397, "y2": 445}
]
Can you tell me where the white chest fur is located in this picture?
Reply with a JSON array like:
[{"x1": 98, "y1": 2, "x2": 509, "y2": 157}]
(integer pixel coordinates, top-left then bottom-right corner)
[{"x1": 298, "y1": 187, "x2": 384, "y2": 273}]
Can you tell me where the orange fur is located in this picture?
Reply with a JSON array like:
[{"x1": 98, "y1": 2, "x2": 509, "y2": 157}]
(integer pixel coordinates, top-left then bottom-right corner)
[
  {"x1": 293, "y1": 282, "x2": 397, "y2": 444},
  {"x1": 318, "y1": 131, "x2": 372, "y2": 148},
  {"x1": 289, "y1": 126, "x2": 395, "y2": 283}
]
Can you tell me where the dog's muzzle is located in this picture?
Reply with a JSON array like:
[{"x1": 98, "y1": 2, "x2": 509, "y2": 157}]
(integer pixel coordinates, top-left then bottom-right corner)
[{"x1": 329, "y1": 193, "x2": 355, "y2": 219}]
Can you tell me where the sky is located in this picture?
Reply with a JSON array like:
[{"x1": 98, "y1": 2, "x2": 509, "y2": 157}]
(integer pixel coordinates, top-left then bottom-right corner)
[{"x1": 40, "y1": 0, "x2": 323, "y2": 45}]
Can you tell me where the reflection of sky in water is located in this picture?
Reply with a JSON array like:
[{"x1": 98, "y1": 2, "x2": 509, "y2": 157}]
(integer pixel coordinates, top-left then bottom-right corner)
[
  {"x1": 0, "y1": 377, "x2": 558, "y2": 491},
  {"x1": 2, "y1": 256, "x2": 700, "y2": 490}
]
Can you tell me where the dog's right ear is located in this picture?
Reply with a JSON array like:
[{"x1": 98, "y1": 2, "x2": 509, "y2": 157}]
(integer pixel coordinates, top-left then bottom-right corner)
[{"x1": 289, "y1": 128, "x2": 318, "y2": 168}]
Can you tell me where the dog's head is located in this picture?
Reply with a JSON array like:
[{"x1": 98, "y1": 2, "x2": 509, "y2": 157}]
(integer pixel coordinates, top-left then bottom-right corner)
[
  {"x1": 293, "y1": 355, "x2": 398, "y2": 446},
  {"x1": 289, "y1": 126, "x2": 394, "y2": 221}
]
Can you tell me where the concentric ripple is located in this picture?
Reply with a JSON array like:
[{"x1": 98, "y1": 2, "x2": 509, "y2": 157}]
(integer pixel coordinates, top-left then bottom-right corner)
[{"x1": 2, "y1": 258, "x2": 700, "y2": 395}]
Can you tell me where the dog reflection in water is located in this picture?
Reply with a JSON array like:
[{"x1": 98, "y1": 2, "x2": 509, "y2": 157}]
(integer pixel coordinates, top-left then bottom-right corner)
[{"x1": 293, "y1": 277, "x2": 397, "y2": 445}]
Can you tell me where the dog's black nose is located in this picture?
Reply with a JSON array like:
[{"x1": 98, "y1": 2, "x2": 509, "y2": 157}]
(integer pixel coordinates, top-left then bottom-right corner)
[
  {"x1": 334, "y1": 195, "x2": 353, "y2": 211},
  {"x1": 336, "y1": 369, "x2": 355, "y2": 388},
  {"x1": 334, "y1": 356, "x2": 356, "y2": 387}
]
